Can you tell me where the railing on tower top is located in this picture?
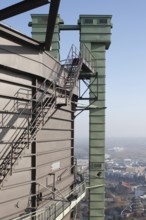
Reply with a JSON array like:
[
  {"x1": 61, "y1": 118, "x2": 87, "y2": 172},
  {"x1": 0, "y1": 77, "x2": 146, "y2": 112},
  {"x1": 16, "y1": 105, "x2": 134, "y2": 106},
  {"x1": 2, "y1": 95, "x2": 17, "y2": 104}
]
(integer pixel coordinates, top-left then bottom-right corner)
[
  {"x1": 61, "y1": 43, "x2": 96, "y2": 75},
  {"x1": 80, "y1": 43, "x2": 96, "y2": 72}
]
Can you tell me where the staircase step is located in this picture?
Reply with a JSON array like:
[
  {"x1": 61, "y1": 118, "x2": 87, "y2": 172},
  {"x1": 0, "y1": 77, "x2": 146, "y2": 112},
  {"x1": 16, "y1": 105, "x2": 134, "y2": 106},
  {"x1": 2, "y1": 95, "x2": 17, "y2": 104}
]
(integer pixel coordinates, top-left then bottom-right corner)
[
  {"x1": 13, "y1": 151, "x2": 21, "y2": 155},
  {"x1": 0, "y1": 168, "x2": 10, "y2": 174}
]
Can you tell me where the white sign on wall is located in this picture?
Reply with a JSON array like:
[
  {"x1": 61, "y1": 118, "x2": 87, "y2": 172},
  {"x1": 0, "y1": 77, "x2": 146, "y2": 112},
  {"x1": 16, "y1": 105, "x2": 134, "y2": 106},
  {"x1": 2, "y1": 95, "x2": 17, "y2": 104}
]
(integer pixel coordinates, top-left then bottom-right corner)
[{"x1": 51, "y1": 161, "x2": 60, "y2": 171}]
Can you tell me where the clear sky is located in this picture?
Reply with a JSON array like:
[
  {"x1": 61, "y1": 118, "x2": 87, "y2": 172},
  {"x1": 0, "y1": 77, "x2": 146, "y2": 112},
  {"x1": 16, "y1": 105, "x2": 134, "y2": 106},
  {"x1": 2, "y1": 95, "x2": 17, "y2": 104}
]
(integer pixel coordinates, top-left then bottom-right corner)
[{"x1": 1, "y1": 0, "x2": 146, "y2": 139}]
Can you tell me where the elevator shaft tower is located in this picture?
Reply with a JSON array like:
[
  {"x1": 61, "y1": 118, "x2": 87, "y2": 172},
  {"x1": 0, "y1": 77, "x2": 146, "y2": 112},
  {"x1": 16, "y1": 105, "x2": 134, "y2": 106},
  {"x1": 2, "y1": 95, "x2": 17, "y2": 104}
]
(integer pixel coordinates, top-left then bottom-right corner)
[{"x1": 79, "y1": 15, "x2": 112, "y2": 220}]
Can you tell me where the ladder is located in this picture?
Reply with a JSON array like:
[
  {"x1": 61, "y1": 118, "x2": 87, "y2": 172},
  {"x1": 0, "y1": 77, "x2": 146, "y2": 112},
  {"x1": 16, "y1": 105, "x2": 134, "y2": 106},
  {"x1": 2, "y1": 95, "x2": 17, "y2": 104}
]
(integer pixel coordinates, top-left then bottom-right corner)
[{"x1": 0, "y1": 45, "x2": 83, "y2": 185}]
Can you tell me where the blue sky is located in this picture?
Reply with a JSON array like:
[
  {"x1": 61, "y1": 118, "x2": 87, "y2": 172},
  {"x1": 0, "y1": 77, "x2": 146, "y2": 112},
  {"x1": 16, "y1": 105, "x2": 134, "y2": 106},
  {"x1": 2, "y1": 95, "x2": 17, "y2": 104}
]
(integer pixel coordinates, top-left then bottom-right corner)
[{"x1": 1, "y1": 0, "x2": 146, "y2": 138}]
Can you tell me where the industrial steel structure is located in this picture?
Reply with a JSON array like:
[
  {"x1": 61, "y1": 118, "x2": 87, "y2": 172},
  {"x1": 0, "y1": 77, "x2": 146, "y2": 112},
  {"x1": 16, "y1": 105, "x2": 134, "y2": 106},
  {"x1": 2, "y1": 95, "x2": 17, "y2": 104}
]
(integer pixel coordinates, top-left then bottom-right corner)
[
  {"x1": 0, "y1": 1, "x2": 112, "y2": 219},
  {"x1": 30, "y1": 13, "x2": 112, "y2": 220}
]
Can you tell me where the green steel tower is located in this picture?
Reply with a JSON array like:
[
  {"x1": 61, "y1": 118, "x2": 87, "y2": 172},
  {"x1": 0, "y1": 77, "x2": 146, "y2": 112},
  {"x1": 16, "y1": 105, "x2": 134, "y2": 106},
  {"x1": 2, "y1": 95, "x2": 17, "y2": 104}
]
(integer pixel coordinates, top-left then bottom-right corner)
[
  {"x1": 78, "y1": 15, "x2": 112, "y2": 220},
  {"x1": 29, "y1": 14, "x2": 64, "y2": 60}
]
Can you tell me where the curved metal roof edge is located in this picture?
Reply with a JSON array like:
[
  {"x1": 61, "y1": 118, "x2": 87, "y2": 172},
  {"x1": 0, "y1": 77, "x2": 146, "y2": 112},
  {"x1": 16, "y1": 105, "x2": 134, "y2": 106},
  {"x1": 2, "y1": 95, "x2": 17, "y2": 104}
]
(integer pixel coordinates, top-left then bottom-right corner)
[{"x1": 0, "y1": 23, "x2": 41, "y2": 50}]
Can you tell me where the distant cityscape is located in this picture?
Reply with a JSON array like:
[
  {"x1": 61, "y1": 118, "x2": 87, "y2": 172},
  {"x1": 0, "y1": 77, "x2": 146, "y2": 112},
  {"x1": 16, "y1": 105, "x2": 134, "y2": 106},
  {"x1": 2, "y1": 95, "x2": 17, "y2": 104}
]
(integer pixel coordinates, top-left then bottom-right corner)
[
  {"x1": 75, "y1": 137, "x2": 146, "y2": 219},
  {"x1": 75, "y1": 137, "x2": 146, "y2": 159}
]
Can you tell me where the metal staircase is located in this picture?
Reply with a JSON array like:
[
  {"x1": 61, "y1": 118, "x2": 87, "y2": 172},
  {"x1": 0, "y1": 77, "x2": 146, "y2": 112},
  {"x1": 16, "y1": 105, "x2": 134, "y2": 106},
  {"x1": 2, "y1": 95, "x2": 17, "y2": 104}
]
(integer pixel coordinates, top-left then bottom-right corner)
[
  {"x1": 62, "y1": 45, "x2": 83, "y2": 100},
  {"x1": 0, "y1": 45, "x2": 83, "y2": 185}
]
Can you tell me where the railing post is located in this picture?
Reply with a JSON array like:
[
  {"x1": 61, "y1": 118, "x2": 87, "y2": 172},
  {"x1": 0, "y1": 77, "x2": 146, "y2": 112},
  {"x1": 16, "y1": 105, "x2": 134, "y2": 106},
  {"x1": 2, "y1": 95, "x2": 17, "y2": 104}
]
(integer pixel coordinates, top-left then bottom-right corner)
[
  {"x1": 10, "y1": 144, "x2": 13, "y2": 176},
  {"x1": 27, "y1": 118, "x2": 30, "y2": 149},
  {"x1": 2, "y1": 113, "x2": 3, "y2": 126}
]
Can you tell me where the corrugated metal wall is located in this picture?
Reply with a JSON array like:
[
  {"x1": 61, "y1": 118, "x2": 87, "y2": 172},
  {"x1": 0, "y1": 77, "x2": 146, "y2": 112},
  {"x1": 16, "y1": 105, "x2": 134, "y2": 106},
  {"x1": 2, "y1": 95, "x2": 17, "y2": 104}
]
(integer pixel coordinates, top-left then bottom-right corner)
[{"x1": 0, "y1": 27, "x2": 74, "y2": 220}]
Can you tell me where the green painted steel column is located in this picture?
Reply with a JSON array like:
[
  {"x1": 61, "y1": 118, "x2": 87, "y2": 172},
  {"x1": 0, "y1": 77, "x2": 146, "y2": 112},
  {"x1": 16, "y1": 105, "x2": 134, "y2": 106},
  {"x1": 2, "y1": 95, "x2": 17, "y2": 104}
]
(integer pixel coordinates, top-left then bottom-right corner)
[
  {"x1": 79, "y1": 15, "x2": 112, "y2": 220},
  {"x1": 29, "y1": 14, "x2": 64, "y2": 61}
]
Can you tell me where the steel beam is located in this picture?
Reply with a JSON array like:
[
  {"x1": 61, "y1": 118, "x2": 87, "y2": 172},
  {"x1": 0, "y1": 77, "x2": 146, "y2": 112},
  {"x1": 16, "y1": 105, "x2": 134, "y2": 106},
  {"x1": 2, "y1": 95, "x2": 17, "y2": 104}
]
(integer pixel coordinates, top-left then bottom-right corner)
[
  {"x1": 0, "y1": 0, "x2": 49, "y2": 21},
  {"x1": 44, "y1": 0, "x2": 61, "y2": 51}
]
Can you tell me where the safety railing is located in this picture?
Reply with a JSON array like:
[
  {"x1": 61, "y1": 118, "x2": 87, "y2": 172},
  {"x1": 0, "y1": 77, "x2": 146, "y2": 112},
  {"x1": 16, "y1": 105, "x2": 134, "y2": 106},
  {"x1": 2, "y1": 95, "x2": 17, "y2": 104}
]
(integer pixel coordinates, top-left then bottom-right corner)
[
  {"x1": 80, "y1": 43, "x2": 96, "y2": 72},
  {"x1": 13, "y1": 181, "x2": 86, "y2": 220}
]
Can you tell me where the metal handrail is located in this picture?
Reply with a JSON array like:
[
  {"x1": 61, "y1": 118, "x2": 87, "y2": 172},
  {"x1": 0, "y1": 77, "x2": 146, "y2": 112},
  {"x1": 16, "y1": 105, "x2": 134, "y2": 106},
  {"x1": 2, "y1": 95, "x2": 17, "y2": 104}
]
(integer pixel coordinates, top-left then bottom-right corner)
[
  {"x1": 13, "y1": 181, "x2": 86, "y2": 220},
  {"x1": 80, "y1": 43, "x2": 96, "y2": 71}
]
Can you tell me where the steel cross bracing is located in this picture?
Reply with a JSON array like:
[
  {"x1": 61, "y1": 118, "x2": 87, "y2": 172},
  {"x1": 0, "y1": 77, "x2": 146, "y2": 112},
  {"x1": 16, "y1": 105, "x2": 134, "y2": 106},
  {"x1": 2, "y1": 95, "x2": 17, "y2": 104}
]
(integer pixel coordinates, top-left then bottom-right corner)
[
  {"x1": 73, "y1": 43, "x2": 98, "y2": 117},
  {"x1": 78, "y1": 77, "x2": 98, "y2": 101},
  {"x1": 75, "y1": 75, "x2": 98, "y2": 118},
  {"x1": 0, "y1": 0, "x2": 50, "y2": 21},
  {"x1": 0, "y1": 45, "x2": 83, "y2": 186},
  {"x1": 0, "y1": 0, "x2": 60, "y2": 51}
]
